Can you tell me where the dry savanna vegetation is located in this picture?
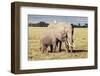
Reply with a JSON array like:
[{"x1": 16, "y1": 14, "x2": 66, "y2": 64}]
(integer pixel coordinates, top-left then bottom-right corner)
[{"x1": 28, "y1": 27, "x2": 88, "y2": 61}]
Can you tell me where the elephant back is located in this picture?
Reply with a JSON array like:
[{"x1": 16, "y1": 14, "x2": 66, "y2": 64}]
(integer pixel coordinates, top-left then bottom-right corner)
[{"x1": 48, "y1": 22, "x2": 71, "y2": 28}]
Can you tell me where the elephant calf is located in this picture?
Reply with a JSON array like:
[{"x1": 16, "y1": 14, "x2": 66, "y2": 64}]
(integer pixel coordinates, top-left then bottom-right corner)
[{"x1": 40, "y1": 34, "x2": 57, "y2": 53}]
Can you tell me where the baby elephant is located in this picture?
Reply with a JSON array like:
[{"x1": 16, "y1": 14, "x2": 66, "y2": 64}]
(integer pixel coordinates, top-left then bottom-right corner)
[{"x1": 40, "y1": 32, "x2": 57, "y2": 53}]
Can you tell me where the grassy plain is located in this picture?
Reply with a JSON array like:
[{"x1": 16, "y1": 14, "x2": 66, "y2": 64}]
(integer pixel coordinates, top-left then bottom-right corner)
[{"x1": 28, "y1": 27, "x2": 88, "y2": 60}]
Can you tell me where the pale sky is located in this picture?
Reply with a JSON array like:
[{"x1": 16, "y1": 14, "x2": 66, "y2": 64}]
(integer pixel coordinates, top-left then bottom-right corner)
[{"x1": 28, "y1": 15, "x2": 88, "y2": 25}]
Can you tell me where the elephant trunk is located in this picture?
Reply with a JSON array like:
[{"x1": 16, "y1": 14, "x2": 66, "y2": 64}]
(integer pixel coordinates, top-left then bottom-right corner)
[{"x1": 66, "y1": 24, "x2": 74, "y2": 52}]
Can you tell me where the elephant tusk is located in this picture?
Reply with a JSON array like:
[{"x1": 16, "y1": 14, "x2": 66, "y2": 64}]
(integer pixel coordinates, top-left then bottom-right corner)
[
  {"x1": 73, "y1": 43, "x2": 75, "y2": 47},
  {"x1": 67, "y1": 41, "x2": 75, "y2": 48},
  {"x1": 64, "y1": 41, "x2": 69, "y2": 46}
]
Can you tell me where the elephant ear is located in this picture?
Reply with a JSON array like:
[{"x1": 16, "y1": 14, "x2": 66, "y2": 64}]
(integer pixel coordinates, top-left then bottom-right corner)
[
  {"x1": 56, "y1": 34, "x2": 62, "y2": 41},
  {"x1": 55, "y1": 31, "x2": 62, "y2": 41},
  {"x1": 56, "y1": 30, "x2": 65, "y2": 41}
]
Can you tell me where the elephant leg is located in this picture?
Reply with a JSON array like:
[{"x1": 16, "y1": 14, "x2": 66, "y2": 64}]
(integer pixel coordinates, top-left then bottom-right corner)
[
  {"x1": 46, "y1": 46, "x2": 49, "y2": 54},
  {"x1": 42, "y1": 47, "x2": 45, "y2": 53},
  {"x1": 41, "y1": 45, "x2": 44, "y2": 53},
  {"x1": 65, "y1": 41, "x2": 69, "y2": 52},
  {"x1": 42, "y1": 45, "x2": 47, "y2": 53},
  {"x1": 56, "y1": 40, "x2": 59, "y2": 47},
  {"x1": 53, "y1": 43, "x2": 56, "y2": 52},
  {"x1": 50, "y1": 45, "x2": 53, "y2": 52},
  {"x1": 56, "y1": 39, "x2": 61, "y2": 52},
  {"x1": 59, "y1": 41, "x2": 62, "y2": 52}
]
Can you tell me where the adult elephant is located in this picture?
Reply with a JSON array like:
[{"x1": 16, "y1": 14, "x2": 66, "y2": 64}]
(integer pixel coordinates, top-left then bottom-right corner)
[{"x1": 48, "y1": 22, "x2": 74, "y2": 53}]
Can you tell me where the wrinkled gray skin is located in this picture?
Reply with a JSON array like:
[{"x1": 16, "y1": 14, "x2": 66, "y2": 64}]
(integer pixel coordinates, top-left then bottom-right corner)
[
  {"x1": 48, "y1": 22, "x2": 74, "y2": 53},
  {"x1": 40, "y1": 29, "x2": 66, "y2": 53}
]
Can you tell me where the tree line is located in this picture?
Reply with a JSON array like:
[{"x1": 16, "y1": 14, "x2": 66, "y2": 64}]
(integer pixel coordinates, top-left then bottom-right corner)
[
  {"x1": 29, "y1": 22, "x2": 49, "y2": 27},
  {"x1": 29, "y1": 21, "x2": 88, "y2": 28}
]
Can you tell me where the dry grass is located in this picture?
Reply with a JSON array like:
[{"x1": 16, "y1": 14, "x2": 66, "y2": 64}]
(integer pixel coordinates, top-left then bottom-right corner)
[{"x1": 28, "y1": 27, "x2": 88, "y2": 61}]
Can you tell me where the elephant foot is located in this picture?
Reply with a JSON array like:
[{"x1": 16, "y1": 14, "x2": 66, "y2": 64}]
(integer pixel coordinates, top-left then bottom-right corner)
[
  {"x1": 68, "y1": 50, "x2": 73, "y2": 53},
  {"x1": 48, "y1": 49, "x2": 53, "y2": 53},
  {"x1": 49, "y1": 51, "x2": 53, "y2": 53},
  {"x1": 59, "y1": 50, "x2": 62, "y2": 52}
]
